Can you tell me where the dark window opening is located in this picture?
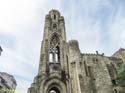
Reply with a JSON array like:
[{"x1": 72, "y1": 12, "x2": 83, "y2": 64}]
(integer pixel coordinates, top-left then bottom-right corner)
[
  {"x1": 53, "y1": 24, "x2": 57, "y2": 30},
  {"x1": 46, "y1": 63, "x2": 49, "y2": 74},
  {"x1": 114, "y1": 89, "x2": 117, "y2": 93},
  {"x1": 54, "y1": 14, "x2": 56, "y2": 20},
  {"x1": 112, "y1": 79, "x2": 116, "y2": 85},
  {"x1": 0, "y1": 85, "x2": 2, "y2": 89},
  {"x1": 96, "y1": 59, "x2": 98, "y2": 62}
]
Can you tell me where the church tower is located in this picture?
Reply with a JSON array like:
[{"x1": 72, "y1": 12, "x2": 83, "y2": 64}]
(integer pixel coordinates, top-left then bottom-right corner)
[
  {"x1": 28, "y1": 9, "x2": 115, "y2": 93},
  {"x1": 28, "y1": 9, "x2": 69, "y2": 93}
]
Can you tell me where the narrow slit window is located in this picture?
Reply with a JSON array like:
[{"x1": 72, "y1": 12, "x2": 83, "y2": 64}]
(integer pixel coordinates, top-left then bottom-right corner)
[{"x1": 54, "y1": 14, "x2": 56, "y2": 20}]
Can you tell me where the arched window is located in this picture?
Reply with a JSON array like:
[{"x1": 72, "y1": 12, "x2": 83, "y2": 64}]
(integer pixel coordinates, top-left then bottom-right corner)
[
  {"x1": 53, "y1": 24, "x2": 57, "y2": 30},
  {"x1": 49, "y1": 34, "x2": 60, "y2": 63}
]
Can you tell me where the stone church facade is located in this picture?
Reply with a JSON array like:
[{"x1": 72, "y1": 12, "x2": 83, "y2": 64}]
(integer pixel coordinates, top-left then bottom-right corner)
[{"x1": 28, "y1": 10, "x2": 125, "y2": 93}]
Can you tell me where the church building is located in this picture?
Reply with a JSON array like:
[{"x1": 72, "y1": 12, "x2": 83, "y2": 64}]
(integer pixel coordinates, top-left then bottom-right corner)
[{"x1": 28, "y1": 9, "x2": 125, "y2": 93}]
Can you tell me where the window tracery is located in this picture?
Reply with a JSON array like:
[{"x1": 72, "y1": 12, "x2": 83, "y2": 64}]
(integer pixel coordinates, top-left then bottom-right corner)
[{"x1": 49, "y1": 34, "x2": 60, "y2": 63}]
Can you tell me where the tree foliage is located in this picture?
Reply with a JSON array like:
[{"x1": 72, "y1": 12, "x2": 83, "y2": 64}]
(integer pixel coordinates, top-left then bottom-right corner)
[{"x1": 116, "y1": 64, "x2": 125, "y2": 86}]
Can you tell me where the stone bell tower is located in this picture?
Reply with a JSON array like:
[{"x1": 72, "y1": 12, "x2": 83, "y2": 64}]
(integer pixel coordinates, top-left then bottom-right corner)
[{"x1": 28, "y1": 9, "x2": 69, "y2": 93}]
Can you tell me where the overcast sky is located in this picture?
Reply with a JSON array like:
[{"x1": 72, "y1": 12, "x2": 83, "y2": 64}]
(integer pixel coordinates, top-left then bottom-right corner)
[{"x1": 0, "y1": 0, "x2": 125, "y2": 93}]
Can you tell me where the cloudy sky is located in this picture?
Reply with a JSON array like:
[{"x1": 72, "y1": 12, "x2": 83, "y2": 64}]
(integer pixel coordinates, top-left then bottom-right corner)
[{"x1": 0, "y1": 0, "x2": 125, "y2": 93}]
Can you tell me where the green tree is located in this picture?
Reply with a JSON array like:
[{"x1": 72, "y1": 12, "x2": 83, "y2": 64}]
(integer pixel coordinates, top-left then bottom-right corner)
[{"x1": 116, "y1": 64, "x2": 125, "y2": 86}]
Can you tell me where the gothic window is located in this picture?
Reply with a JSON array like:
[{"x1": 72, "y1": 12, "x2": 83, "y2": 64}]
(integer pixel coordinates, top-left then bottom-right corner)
[
  {"x1": 53, "y1": 24, "x2": 57, "y2": 30},
  {"x1": 49, "y1": 34, "x2": 60, "y2": 63}
]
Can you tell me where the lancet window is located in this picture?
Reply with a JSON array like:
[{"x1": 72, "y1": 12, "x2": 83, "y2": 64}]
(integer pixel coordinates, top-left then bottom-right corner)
[{"x1": 49, "y1": 34, "x2": 60, "y2": 63}]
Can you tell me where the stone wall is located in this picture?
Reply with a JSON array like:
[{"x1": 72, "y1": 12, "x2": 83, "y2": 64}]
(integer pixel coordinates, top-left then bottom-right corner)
[
  {"x1": 28, "y1": 9, "x2": 125, "y2": 93},
  {"x1": 113, "y1": 48, "x2": 125, "y2": 64},
  {"x1": 0, "y1": 72, "x2": 17, "y2": 93}
]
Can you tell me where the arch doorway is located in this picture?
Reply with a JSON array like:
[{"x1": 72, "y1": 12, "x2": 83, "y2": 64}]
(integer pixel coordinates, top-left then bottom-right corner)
[
  {"x1": 49, "y1": 87, "x2": 60, "y2": 93},
  {"x1": 41, "y1": 78, "x2": 67, "y2": 93}
]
